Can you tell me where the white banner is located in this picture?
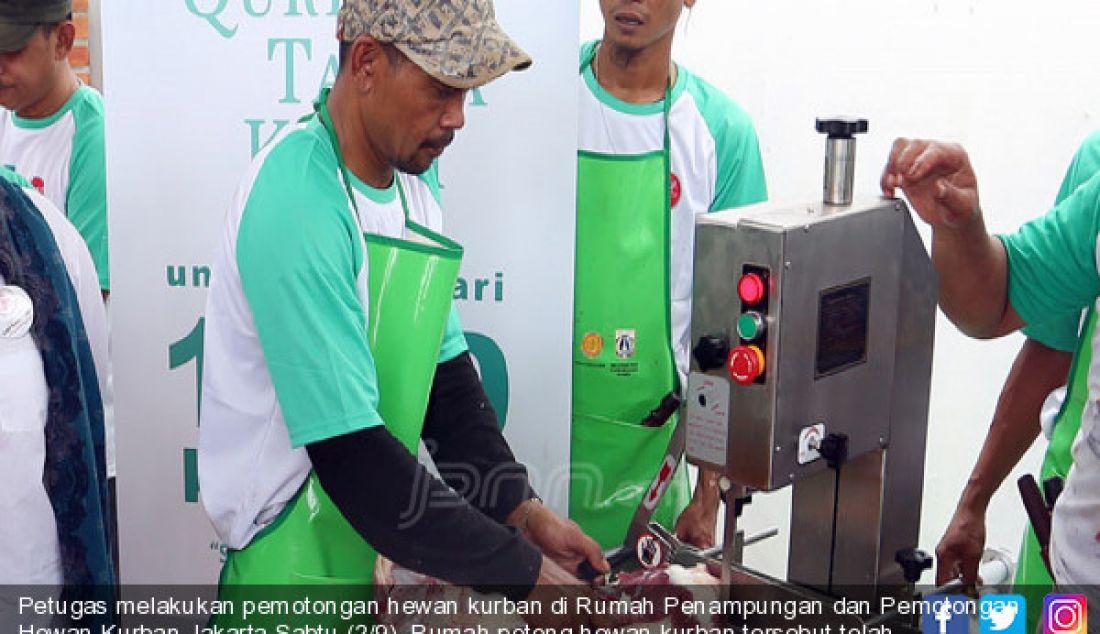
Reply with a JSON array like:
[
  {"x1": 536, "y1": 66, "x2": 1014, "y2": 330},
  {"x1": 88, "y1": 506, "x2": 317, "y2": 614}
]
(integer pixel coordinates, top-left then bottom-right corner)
[{"x1": 104, "y1": 1, "x2": 577, "y2": 583}]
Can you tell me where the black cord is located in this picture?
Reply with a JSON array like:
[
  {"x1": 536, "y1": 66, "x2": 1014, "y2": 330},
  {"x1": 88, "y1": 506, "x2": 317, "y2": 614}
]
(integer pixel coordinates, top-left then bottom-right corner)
[{"x1": 827, "y1": 464, "x2": 842, "y2": 596}]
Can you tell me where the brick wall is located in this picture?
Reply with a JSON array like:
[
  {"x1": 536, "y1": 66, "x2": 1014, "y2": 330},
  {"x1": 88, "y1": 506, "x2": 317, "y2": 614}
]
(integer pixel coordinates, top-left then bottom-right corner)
[{"x1": 70, "y1": 0, "x2": 91, "y2": 86}]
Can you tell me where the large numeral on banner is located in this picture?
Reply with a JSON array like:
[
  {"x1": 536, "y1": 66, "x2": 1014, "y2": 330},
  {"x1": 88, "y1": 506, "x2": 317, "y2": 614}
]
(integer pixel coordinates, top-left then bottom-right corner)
[
  {"x1": 169, "y1": 317, "x2": 205, "y2": 503},
  {"x1": 465, "y1": 331, "x2": 509, "y2": 430}
]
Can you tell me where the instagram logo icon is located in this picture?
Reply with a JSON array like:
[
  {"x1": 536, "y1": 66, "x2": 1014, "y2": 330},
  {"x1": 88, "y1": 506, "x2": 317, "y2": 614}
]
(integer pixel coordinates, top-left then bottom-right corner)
[{"x1": 1044, "y1": 595, "x2": 1088, "y2": 634}]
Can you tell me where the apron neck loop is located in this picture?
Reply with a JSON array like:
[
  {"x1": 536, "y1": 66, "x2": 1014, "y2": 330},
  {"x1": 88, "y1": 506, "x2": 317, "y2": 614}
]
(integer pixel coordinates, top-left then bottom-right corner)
[
  {"x1": 583, "y1": 42, "x2": 674, "y2": 203},
  {"x1": 315, "y1": 87, "x2": 412, "y2": 225}
]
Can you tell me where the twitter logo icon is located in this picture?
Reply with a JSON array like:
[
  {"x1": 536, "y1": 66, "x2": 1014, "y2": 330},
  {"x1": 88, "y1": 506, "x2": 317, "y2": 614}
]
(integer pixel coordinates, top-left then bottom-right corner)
[{"x1": 981, "y1": 595, "x2": 1026, "y2": 634}]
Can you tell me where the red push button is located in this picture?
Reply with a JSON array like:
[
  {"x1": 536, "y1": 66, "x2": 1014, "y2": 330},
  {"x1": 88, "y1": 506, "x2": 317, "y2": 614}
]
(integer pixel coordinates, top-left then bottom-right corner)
[
  {"x1": 738, "y1": 273, "x2": 766, "y2": 305},
  {"x1": 728, "y1": 345, "x2": 765, "y2": 385}
]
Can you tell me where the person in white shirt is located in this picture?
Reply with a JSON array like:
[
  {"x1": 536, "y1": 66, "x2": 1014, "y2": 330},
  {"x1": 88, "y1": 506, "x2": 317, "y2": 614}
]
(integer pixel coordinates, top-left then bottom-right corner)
[{"x1": 0, "y1": 166, "x2": 111, "y2": 596}]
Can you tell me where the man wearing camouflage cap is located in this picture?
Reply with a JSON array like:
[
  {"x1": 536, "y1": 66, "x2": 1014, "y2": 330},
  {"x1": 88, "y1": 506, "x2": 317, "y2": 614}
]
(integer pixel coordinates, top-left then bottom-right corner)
[{"x1": 200, "y1": 0, "x2": 607, "y2": 613}]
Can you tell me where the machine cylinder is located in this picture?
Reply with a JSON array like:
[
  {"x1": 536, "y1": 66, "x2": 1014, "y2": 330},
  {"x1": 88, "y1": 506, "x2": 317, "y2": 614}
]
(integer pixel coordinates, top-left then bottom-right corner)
[{"x1": 823, "y1": 136, "x2": 857, "y2": 206}]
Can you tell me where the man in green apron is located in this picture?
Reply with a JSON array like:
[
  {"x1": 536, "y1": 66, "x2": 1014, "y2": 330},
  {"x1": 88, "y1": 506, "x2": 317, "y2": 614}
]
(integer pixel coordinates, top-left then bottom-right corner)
[
  {"x1": 935, "y1": 132, "x2": 1100, "y2": 630},
  {"x1": 571, "y1": 0, "x2": 768, "y2": 551},
  {"x1": 199, "y1": 0, "x2": 607, "y2": 621}
]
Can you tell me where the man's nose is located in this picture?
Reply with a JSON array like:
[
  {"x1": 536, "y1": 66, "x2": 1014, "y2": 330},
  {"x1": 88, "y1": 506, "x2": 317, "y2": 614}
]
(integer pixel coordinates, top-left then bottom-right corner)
[{"x1": 440, "y1": 91, "x2": 467, "y2": 130}]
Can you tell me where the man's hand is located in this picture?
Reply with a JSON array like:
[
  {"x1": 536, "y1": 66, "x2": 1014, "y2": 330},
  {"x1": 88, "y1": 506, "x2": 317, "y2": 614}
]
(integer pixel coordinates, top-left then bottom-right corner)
[
  {"x1": 881, "y1": 138, "x2": 981, "y2": 229},
  {"x1": 674, "y1": 499, "x2": 717, "y2": 549},
  {"x1": 935, "y1": 503, "x2": 986, "y2": 585},
  {"x1": 674, "y1": 469, "x2": 720, "y2": 549},
  {"x1": 508, "y1": 499, "x2": 608, "y2": 578},
  {"x1": 524, "y1": 557, "x2": 614, "y2": 629},
  {"x1": 881, "y1": 137, "x2": 1017, "y2": 339}
]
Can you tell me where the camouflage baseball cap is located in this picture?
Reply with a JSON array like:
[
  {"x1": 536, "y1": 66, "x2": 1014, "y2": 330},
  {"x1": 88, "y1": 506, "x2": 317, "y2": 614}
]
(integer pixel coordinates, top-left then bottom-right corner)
[
  {"x1": 337, "y1": 0, "x2": 532, "y2": 90},
  {"x1": 0, "y1": 0, "x2": 70, "y2": 53}
]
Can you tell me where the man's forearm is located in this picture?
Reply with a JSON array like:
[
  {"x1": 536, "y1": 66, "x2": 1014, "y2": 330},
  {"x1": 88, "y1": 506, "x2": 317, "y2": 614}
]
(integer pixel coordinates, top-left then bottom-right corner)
[
  {"x1": 931, "y1": 219, "x2": 1015, "y2": 339},
  {"x1": 693, "y1": 468, "x2": 721, "y2": 506},
  {"x1": 422, "y1": 352, "x2": 535, "y2": 524},
  {"x1": 956, "y1": 338, "x2": 1071, "y2": 513},
  {"x1": 307, "y1": 426, "x2": 541, "y2": 599}
]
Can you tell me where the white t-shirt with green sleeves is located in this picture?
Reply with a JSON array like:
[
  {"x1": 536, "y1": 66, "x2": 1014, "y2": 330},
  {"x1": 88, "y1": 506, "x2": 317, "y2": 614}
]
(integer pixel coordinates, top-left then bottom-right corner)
[
  {"x1": 199, "y1": 115, "x2": 468, "y2": 551},
  {"x1": 0, "y1": 85, "x2": 109, "y2": 290},
  {"x1": 999, "y1": 172, "x2": 1100, "y2": 584},
  {"x1": 578, "y1": 41, "x2": 768, "y2": 382}
]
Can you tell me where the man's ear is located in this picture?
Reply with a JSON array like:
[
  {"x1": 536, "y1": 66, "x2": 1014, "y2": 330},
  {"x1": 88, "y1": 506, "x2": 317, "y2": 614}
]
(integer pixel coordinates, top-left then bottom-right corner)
[
  {"x1": 53, "y1": 21, "x2": 75, "y2": 60},
  {"x1": 348, "y1": 34, "x2": 385, "y2": 92}
]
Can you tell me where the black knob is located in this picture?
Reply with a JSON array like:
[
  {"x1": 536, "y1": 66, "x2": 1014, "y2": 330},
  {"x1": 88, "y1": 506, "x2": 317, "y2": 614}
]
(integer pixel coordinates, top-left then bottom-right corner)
[
  {"x1": 816, "y1": 118, "x2": 868, "y2": 139},
  {"x1": 818, "y1": 432, "x2": 849, "y2": 469},
  {"x1": 894, "y1": 548, "x2": 933, "y2": 584},
  {"x1": 693, "y1": 334, "x2": 730, "y2": 372}
]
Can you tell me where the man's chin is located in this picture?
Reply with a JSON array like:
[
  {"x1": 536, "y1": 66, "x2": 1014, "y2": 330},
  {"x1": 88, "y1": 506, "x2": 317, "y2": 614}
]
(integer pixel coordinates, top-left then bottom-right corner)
[{"x1": 396, "y1": 156, "x2": 436, "y2": 176}]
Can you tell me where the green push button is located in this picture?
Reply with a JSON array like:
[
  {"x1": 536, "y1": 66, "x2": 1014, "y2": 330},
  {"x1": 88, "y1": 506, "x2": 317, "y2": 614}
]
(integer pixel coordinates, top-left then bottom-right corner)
[{"x1": 737, "y1": 312, "x2": 765, "y2": 341}]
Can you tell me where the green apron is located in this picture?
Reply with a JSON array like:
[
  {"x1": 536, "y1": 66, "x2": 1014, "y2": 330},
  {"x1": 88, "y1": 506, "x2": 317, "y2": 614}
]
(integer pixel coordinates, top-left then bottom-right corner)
[
  {"x1": 214, "y1": 92, "x2": 463, "y2": 628},
  {"x1": 570, "y1": 47, "x2": 690, "y2": 550},
  {"x1": 1017, "y1": 308, "x2": 1096, "y2": 632}
]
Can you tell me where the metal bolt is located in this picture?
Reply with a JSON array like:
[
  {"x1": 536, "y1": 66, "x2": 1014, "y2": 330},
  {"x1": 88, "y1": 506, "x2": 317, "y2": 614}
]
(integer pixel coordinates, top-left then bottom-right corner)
[
  {"x1": 775, "y1": 445, "x2": 782, "y2": 453},
  {"x1": 789, "y1": 473, "x2": 796, "y2": 482},
  {"x1": 784, "y1": 261, "x2": 791, "y2": 269},
  {"x1": 718, "y1": 476, "x2": 732, "y2": 493},
  {"x1": 878, "y1": 437, "x2": 887, "y2": 448}
]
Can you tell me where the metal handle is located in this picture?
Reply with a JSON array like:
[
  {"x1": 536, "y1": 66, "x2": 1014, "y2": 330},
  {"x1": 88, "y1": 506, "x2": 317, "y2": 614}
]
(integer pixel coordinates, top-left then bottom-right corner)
[{"x1": 743, "y1": 528, "x2": 779, "y2": 547}]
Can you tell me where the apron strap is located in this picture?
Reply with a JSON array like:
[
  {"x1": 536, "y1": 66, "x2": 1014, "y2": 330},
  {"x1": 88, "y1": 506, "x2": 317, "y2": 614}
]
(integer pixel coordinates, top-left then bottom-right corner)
[{"x1": 314, "y1": 88, "x2": 412, "y2": 225}]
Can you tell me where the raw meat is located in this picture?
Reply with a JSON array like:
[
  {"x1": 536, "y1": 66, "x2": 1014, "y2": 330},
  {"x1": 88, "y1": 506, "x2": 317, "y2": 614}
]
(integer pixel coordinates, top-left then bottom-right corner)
[{"x1": 374, "y1": 557, "x2": 722, "y2": 632}]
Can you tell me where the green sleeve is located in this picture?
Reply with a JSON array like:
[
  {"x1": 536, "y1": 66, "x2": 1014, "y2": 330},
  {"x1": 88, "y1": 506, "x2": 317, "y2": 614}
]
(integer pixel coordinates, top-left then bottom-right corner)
[
  {"x1": 1020, "y1": 131, "x2": 1100, "y2": 348},
  {"x1": 710, "y1": 122, "x2": 767, "y2": 211},
  {"x1": 1020, "y1": 313, "x2": 1081, "y2": 352},
  {"x1": 67, "y1": 91, "x2": 109, "y2": 290},
  {"x1": 1000, "y1": 173, "x2": 1100, "y2": 328},
  {"x1": 690, "y1": 76, "x2": 767, "y2": 211},
  {"x1": 237, "y1": 143, "x2": 384, "y2": 448},
  {"x1": 1055, "y1": 130, "x2": 1100, "y2": 202}
]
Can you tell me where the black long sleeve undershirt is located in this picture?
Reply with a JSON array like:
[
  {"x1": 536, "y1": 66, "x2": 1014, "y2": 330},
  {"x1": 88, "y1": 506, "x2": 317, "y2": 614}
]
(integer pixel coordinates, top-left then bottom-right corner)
[
  {"x1": 305, "y1": 353, "x2": 541, "y2": 599},
  {"x1": 421, "y1": 352, "x2": 536, "y2": 523}
]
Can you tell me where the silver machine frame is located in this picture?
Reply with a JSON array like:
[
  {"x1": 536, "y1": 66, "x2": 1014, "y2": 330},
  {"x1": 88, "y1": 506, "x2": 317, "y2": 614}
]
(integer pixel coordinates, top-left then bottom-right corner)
[{"x1": 685, "y1": 119, "x2": 937, "y2": 605}]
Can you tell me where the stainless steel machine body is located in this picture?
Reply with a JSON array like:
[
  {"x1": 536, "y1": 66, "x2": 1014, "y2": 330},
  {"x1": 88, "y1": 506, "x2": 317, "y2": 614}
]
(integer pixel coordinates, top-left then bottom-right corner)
[{"x1": 685, "y1": 191, "x2": 937, "y2": 595}]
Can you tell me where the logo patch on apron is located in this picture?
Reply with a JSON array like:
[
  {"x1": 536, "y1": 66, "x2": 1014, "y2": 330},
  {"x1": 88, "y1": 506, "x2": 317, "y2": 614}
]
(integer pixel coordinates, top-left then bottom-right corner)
[
  {"x1": 670, "y1": 173, "x2": 682, "y2": 208},
  {"x1": 615, "y1": 329, "x2": 636, "y2": 358},
  {"x1": 581, "y1": 332, "x2": 604, "y2": 358}
]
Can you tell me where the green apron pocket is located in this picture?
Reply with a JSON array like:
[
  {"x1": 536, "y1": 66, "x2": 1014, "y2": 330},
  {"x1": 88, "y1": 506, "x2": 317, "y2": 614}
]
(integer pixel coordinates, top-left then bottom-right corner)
[{"x1": 570, "y1": 413, "x2": 690, "y2": 550}]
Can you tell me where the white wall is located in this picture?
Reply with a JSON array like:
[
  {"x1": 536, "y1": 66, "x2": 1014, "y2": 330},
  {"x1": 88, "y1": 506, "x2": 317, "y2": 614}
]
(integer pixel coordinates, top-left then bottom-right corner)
[{"x1": 583, "y1": 0, "x2": 1100, "y2": 580}]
